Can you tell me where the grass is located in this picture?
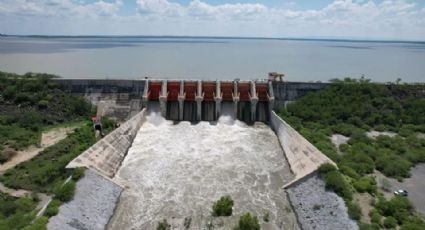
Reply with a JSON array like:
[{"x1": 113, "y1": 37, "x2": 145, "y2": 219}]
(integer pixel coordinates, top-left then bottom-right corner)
[
  {"x1": 0, "y1": 123, "x2": 96, "y2": 193},
  {"x1": 0, "y1": 192, "x2": 38, "y2": 230}
]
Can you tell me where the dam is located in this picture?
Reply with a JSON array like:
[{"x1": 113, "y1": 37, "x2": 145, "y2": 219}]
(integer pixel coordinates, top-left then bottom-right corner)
[
  {"x1": 142, "y1": 80, "x2": 274, "y2": 123},
  {"x1": 48, "y1": 79, "x2": 356, "y2": 230}
]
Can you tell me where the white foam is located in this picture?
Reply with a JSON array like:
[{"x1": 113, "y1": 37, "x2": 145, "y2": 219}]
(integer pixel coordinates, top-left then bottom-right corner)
[{"x1": 109, "y1": 113, "x2": 297, "y2": 229}]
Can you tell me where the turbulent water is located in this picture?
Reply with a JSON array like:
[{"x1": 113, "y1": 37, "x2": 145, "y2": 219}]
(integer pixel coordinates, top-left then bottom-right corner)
[
  {"x1": 1, "y1": 36, "x2": 425, "y2": 82},
  {"x1": 108, "y1": 112, "x2": 299, "y2": 230}
]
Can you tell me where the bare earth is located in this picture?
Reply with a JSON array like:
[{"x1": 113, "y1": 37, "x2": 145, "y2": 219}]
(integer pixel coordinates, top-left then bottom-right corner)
[
  {"x1": 374, "y1": 164, "x2": 425, "y2": 215},
  {"x1": 330, "y1": 134, "x2": 349, "y2": 148},
  {"x1": 0, "y1": 127, "x2": 76, "y2": 172},
  {"x1": 366, "y1": 130, "x2": 397, "y2": 139},
  {"x1": 0, "y1": 126, "x2": 75, "y2": 215}
]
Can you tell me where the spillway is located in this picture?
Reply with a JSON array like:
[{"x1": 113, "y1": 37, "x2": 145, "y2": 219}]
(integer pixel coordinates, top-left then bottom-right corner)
[
  {"x1": 107, "y1": 112, "x2": 299, "y2": 230},
  {"x1": 142, "y1": 80, "x2": 275, "y2": 123}
]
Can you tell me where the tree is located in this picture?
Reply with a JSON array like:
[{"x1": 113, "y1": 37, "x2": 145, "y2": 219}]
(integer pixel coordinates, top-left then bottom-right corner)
[
  {"x1": 157, "y1": 219, "x2": 170, "y2": 230},
  {"x1": 212, "y1": 196, "x2": 234, "y2": 216},
  {"x1": 54, "y1": 181, "x2": 76, "y2": 202},
  {"x1": 384, "y1": 216, "x2": 397, "y2": 228},
  {"x1": 234, "y1": 213, "x2": 260, "y2": 230}
]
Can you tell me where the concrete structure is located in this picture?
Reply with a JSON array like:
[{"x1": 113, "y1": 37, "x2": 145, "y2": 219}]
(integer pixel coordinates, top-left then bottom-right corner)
[
  {"x1": 53, "y1": 79, "x2": 328, "y2": 121},
  {"x1": 269, "y1": 111, "x2": 336, "y2": 188},
  {"x1": 66, "y1": 109, "x2": 147, "y2": 178},
  {"x1": 141, "y1": 79, "x2": 275, "y2": 122}
]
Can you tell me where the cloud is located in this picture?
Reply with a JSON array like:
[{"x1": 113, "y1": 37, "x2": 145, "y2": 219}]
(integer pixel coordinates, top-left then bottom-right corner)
[
  {"x1": 0, "y1": 0, "x2": 123, "y2": 18},
  {"x1": 0, "y1": 0, "x2": 424, "y2": 40},
  {"x1": 137, "y1": 0, "x2": 182, "y2": 14}
]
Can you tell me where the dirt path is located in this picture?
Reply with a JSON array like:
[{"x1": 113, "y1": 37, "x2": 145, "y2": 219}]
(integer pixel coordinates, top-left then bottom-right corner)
[
  {"x1": 0, "y1": 126, "x2": 76, "y2": 216},
  {"x1": 0, "y1": 127, "x2": 76, "y2": 172}
]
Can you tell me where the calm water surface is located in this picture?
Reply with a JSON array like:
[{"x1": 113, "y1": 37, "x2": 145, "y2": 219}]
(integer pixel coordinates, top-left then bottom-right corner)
[{"x1": 0, "y1": 36, "x2": 424, "y2": 82}]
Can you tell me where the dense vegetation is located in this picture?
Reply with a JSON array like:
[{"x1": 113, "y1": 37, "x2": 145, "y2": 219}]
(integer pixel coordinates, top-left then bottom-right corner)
[
  {"x1": 281, "y1": 78, "x2": 425, "y2": 229},
  {"x1": 0, "y1": 192, "x2": 38, "y2": 230},
  {"x1": 0, "y1": 71, "x2": 92, "y2": 155},
  {"x1": 281, "y1": 79, "x2": 425, "y2": 179}
]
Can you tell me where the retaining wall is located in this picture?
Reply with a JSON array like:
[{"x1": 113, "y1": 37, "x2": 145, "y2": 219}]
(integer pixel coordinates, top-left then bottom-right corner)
[
  {"x1": 66, "y1": 109, "x2": 147, "y2": 178},
  {"x1": 269, "y1": 111, "x2": 335, "y2": 187}
]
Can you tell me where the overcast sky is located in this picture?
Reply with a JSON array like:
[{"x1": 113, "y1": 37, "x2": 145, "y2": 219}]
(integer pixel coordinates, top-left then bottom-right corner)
[{"x1": 0, "y1": 0, "x2": 424, "y2": 40}]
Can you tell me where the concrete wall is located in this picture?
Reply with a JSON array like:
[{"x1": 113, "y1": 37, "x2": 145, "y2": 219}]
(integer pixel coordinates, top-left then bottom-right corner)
[
  {"x1": 272, "y1": 82, "x2": 329, "y2": 109},
  {"x1": 53, "y1": 79, "x2": 330, "y2": 113},
  {"x1": 66, "y1": 109, "x2": 147, "y2": 178},
  {"x1": 53, "y1": 79, "x2": 146, "y2": 96},
  {"x1": 269, "y1": 111, "x2": 335, "y2": 187}
]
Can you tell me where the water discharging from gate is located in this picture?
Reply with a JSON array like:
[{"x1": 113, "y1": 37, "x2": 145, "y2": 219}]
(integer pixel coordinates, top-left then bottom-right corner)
[{"x1": 108, "y1": 111, "x2": 299, "y2": 230}]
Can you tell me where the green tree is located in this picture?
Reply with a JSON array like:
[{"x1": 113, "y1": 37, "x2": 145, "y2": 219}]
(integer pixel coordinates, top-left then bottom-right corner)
[
  {"x1": 234, "y1": 213, "x2": 260, "y2": 230},
  {"x1": 212, "y1": 195, "x2": 234, "y2": 217}
]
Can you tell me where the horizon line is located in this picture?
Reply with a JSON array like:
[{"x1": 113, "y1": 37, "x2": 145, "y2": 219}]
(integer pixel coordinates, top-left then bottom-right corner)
[{"x1": 1, "y1": 33, "x2": 425, "y2": 44}]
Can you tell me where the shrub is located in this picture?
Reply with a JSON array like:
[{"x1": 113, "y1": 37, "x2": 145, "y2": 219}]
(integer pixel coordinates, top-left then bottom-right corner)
[
  {"x1": 72, "y1": 167, "x2": 85, "y2": 181},
  {"x1": 353, "y1": 176, "x2": 377, "y2": 194},
  {"x1": 183, "y1": 217, "x2": 191, "y2": 229},
  {"x1": 54, "y1": 181, "x2": 76, "y2": 202},
  {"x1": 157, "y1": 219, "x2": 170, "y2": 230},
  {"x1": 376, "y1": 197, "x2": 412, "y2": 217},
  {"x1": 18, "y1": 111, "x2": 42, "y2": 131},
  {"x1": 400, "y1": 216, "x2": 425, "y2": 230},
  {"x1": 375, "y1": 155, "x2": 411, "y2": 178},
  {"x1": 318, "y1": 163, "x2": 337, "y2": 174},
  {"x1": 369, "y1": 209, "x2": 382, "y2": 225},
  {"x1": 263, "y1": 211, "x2": 269, "y2": 222},
  {"x1": 38, "y1": 100, "x2": 49, "y2": 109},
  {"x1": 45, "y1": 199, "x2": 62, "y2": 217},
  {"x1": 0, "y1": 149, "x2": 17, "y2": 163},
  {"x1": 324, "y1": 171, "x2": 353, "y2": 200},
  {"x1": 212, "y1": 195, "x2": 234, "y2": 216},
  {"x1": 347, "y1": 201, "x2": 361, "y2": 221},
  {"x1": 3, "y1": 85, "x2": 17, "y2": 100},
  {"x1": 384, "y1": 216, "x2": 397, "y2": 228},
  {"x1": 22, "y1": 216, "x2": 48, "y2": 230},
  {"x1": 0, "y1": 124, "x2": 95, "y2": 192},
  {"x1": 339, "y1": 165, "x2": 360, "y2": 179},
  {"x1": 234, "y1": 213, "x2": 260, "y2": 230},
  {"x1": 359, "y1": 223, "x2": 380, "y2": 230}
]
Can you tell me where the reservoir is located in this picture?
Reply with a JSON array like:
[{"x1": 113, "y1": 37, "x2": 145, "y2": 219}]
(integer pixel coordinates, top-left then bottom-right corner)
[{"x1": 0, "y1": 36, "x2": 424, "y2": 82}]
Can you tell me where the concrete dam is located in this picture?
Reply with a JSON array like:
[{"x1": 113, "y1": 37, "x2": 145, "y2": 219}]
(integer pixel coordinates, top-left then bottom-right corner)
[
  {"x1": 142, "y1": 80, "x2": 274, "y2": 123},
  {"x1": 48, "y1": 79, "x2": 356, "y2": 230}
]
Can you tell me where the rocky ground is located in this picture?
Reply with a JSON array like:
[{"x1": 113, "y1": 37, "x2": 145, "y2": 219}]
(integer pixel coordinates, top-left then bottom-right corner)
[
  {"x1": 287, "y1": 174, "x2": 358, "y2": 230},
  {"x1": 48, "y1": 169, "x2": 123, "y2": 230}
]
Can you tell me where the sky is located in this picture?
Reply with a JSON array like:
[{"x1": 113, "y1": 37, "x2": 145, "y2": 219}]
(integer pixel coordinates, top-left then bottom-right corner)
[{"x1": 0, "y1": 0, "x2": 424, "y2": 40}]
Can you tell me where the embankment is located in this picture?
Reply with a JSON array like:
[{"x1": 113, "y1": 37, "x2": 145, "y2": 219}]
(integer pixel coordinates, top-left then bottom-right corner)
[
  {"x1": 269, "y1": 111, "x2": 335, "y2": 187},
  {"x1": 66, "y1": 109, "x2": 147, "y2": 178}
]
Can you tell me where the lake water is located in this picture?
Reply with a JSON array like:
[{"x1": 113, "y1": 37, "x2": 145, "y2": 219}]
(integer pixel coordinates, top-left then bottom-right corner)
[{"x1": 0, "y1": 36, "x2": 424, "y2": 82}]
